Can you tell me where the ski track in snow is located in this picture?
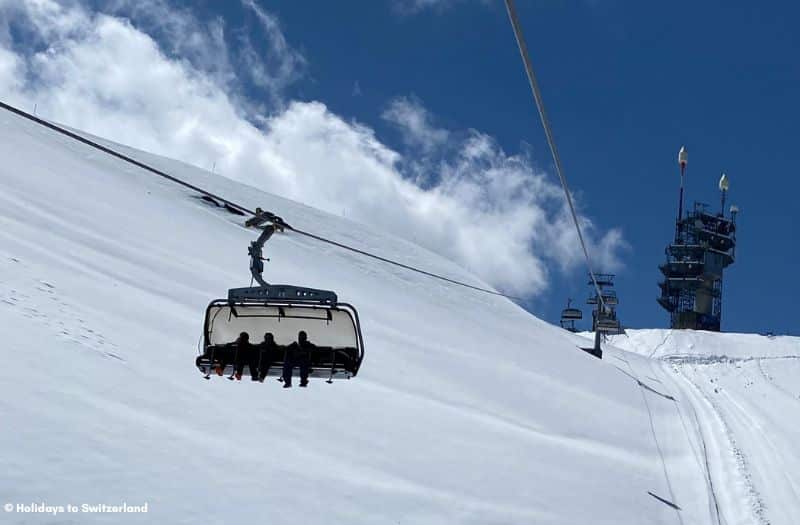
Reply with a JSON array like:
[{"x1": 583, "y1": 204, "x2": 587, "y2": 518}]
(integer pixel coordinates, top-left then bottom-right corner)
[
  {"x1": 673, "y1": 363, "x2": 769, "y2": 525},
  {"x1": 0, "y1": 256, "x2": 124, "y2": 362},
  {"x1": 667, "y1": 368, "x2": 724, "y2": 525},
  {"x1": 605, "y1": 329, "x2": 800, "y2": 525},
  {"x1": 755, "y1": 358, "x2": 800, "y2": 401},
  {"x1": 644, "y1": 358, "x2": 724, "y2": 525}
]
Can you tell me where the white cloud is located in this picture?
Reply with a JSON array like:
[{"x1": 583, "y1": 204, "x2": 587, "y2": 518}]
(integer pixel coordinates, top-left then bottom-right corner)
[
  {"x1": 392, "y1": 0, "x2": 490, "y2": 15},
  {"x1": 393, "y1": 0, "x2": 455, "y2": 14},
  {"x1": 97, "y1": 0, "x2": 303, "y2": 109},
  {"x1": 0, "y1": 45, "x2": 24, "y2": 93},
  {"x1": 239, "y1": 0, "x2": 305, "y2": 101},
  {"x1": 383, "y1": 96, "x2": 449, "y2": 154},
  {"x1": 0, "y1": 0, "x2": 626, "y2": 297}
]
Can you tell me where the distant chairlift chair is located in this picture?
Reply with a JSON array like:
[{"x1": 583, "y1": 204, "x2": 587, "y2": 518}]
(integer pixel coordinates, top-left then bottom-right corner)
[{"x1": 560, "y1": 299, "x2": 582, "y2": 333}]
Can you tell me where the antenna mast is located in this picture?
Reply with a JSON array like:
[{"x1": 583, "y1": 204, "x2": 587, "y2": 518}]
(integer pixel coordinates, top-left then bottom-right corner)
[
  {"x1": 676, "y1": 146, "x2": 688, "y2": 241},
  {"x1": 719, "y1": 173, "x2": 729, "y2": 215}
]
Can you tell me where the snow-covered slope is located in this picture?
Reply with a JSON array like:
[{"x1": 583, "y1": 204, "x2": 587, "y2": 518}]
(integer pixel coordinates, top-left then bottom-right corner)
[
  {"x1": 1, "y1": 106, "x2": 792, "y2": 524},
  {"x1": 603, "y1": 329, "x2": 800, "y2": 362},
  {"x1": 599, "y1": 329, "x2": 800, "y2": 525}
]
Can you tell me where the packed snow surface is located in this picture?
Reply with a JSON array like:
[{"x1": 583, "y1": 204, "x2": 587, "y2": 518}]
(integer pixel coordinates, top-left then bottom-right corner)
[
  {"x1": 0, "y1": 107, "x2": 797, "y2": 524},
  {"x1": 600, "y1": 329, "x2": 800, "y2": 525}
]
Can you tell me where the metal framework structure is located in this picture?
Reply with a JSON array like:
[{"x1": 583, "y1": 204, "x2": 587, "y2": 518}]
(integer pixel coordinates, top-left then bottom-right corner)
[
  {"x1": 583, "y1": 273, "x2": 621, "y2": 359},
  {"x1": 658, "y1": 149, "x2": 738, "y2": 331}
]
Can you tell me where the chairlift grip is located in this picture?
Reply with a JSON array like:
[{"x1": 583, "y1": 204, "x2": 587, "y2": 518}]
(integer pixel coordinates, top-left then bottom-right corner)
[{"x1": 249, "y1": 224, "x2": 278, "y2": 287}]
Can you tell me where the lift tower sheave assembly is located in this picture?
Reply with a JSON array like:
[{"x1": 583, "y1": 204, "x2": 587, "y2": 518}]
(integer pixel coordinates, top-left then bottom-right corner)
[
  {"x1": 579, "y1": 273, "x2": 621, "y2": 359},
  {"x1": 657, "y1": 147, "x2": 739, "y2": 331}
]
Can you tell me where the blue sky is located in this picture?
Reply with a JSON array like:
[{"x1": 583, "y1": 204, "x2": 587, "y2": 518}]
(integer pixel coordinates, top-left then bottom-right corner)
[
  {"x1": 2, "y1": 0, "x2": 798, "y2": 334},
  {"x1": 255, "y1": 0, "x2": 798, "y2": 334}
]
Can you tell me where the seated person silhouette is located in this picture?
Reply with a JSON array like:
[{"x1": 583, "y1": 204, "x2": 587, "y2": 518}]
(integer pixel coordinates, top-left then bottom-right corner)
[
  {"x1": 197, "y1": 339, "x2": 236, "y2": 377},
  {"x1": 283, "y1": 330, "x2": 316, "y2": 388},
  {"x1": 232, "y1": 332, "x2": 258, "y2": 381},
  {"x1": 256, "y1": 332, "x2": 282, "y2": 382}
]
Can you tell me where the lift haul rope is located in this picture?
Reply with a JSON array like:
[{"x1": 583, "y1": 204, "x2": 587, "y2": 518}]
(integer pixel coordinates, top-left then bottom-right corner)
[
  {"x1": 508, "y1": 4, "x2": 685, "y2": 507},
  {"x1": 503, "y1": 0, "x2": 607, "y2": 310},
  {"x1": 0, "y1": 100, "x2": 517, "y2": 301}
]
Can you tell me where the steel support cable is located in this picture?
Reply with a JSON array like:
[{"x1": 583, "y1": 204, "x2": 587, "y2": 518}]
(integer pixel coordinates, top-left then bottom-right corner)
[
  {"x1": 0, "y1": 101, "x2": 253, "y2": 217},
  {"x1": 287, "y1": 225, "x2": 517, "y2": 298},
  {"x1": 503, "y1": 0, "x2": 606, "y2": 310},
  {"x1": 0, "y1": 100, "x2": 518, "y2": 301}
]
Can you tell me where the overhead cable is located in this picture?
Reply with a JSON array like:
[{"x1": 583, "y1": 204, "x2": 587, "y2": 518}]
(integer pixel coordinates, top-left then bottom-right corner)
[
  {"x1": 502, "y1": 0, "x2": 607, "y2": 309},
  {"x1": 0, "y1": 100, "x2": 518, "y2": 301}
]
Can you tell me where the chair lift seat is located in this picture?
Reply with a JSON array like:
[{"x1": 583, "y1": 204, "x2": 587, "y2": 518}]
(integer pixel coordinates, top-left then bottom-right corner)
[
  {"x1": 560, "y1": 307, "x2": 583, "y2": 320},
  {"x1": 197, "y1": 299, "x2": 364, "y2": 381},
  {"x1": 196, "y1": 344, "x2": 360, "y2": 379}
]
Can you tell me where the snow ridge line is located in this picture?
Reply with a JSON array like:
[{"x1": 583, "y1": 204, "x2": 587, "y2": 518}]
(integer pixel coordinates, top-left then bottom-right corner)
[{"x1": 661, "y1": 354, "x2": 800, "y2": 366}]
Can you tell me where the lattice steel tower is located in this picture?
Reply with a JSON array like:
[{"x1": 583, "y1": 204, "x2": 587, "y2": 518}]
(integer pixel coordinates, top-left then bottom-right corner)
[{"x1": 657, "y1": 147, "x2": 739, "y2": 331}]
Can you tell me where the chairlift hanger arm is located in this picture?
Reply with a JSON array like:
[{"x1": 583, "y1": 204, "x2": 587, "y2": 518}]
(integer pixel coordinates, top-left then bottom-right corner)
[
  {"x1": 246, "y1": 211, "x2": 290, "y2": 287},
  {"x1": 248, "y1": 225, "x2": 274, "y2": 287},
  {"x1": 235, "y1": 211, "x2": 339, "y2": 304}
]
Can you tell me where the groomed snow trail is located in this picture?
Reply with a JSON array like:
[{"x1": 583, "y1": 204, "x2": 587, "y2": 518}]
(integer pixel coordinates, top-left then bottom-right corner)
[{"x1": 606, "y1": 330, "x2": 800, "y2": 525}]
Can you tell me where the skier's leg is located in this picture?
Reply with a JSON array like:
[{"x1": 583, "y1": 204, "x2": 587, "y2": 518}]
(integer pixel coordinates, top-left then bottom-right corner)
[
  {"x1": 248, "y1": 356, "x2": 258, "y2": 381},
  {"x1": 229, "y1": 347, "x2": 240, "y2": 380},
  {"x1": 282, "y1": 359, "x2": 293, "y2": 387},
  {"x1": 257, "y1": 350, "x2": 267, "y2": 382},
  {"x1": 299, "y1": 357, "x2": 309, "y2": 386}
]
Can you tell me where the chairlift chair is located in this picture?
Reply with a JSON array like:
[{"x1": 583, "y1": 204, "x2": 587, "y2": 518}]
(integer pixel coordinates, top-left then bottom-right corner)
[
  {"x1": 196, "y1": 213, "x2": 365, "y2": 383},
  {"x1": 595, "y1": 311, "x2": 620, "y2": 333},
  {"x1": 601, "y1": 293, "x2": 618, "y2": 306},
  {"x1": 561, "y1": 307, "x2": 583, "y2": 321},
  {"x1": 559, "y1": 299, "x2": 582, "y2": 332},
  {"x1": 587, "y1": 290, "x2": 618, "y2": 306}
]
